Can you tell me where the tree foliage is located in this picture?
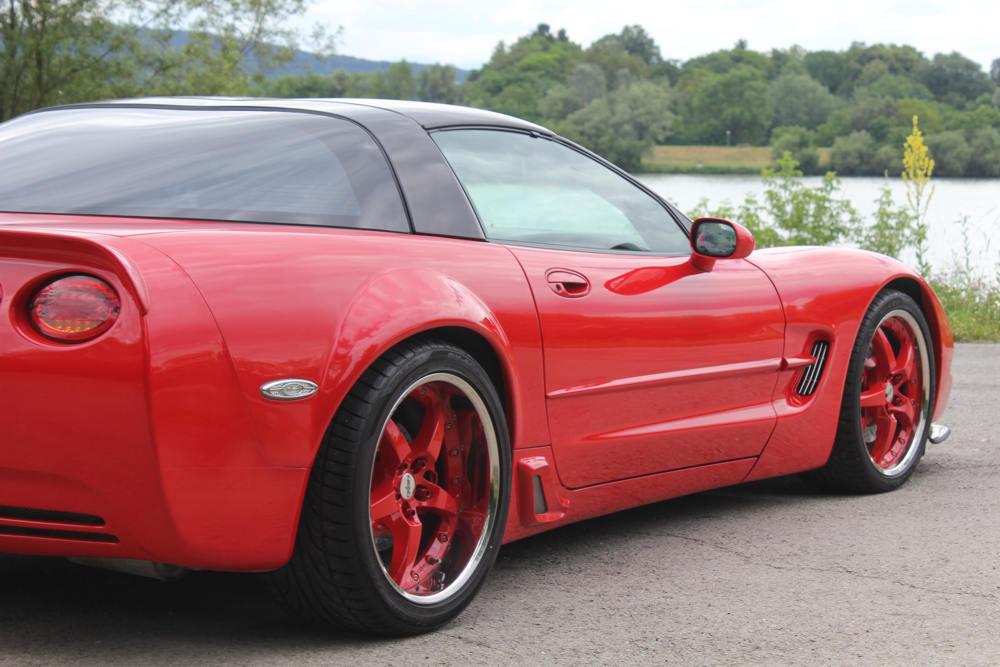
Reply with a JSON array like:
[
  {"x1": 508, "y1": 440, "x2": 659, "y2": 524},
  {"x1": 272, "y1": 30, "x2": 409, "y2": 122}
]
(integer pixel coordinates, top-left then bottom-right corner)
[
  {"x1": 4, "y1": 15, "x2": 1000, "y2": 177},
  {"x1": 0, "y1": 0, "x2": 313, "y2": 121}
]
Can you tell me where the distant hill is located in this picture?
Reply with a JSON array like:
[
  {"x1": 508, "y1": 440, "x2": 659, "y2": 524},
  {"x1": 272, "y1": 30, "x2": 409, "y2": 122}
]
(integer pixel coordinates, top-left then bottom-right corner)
[
  {"x1": 270, "y1": 50, "x2": 468, "y2": 81},
  {"x1": 154, "y1": 30, "x2": 468, "y2": 81}
]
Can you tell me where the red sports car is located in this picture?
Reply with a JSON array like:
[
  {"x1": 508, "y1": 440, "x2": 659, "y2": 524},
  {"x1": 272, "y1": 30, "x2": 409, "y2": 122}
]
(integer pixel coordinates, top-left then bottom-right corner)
[{"x1": 0, "y1": 98, "x2": 953, "y2": 635}]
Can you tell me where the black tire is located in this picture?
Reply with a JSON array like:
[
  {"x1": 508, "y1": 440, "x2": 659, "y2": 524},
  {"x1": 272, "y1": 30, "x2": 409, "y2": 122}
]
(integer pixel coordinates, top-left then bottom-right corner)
[
  {"x1": 808, "y1": 289, "x2": 936, "y2": 493},
  {"x1": 267, "y1": 338, "x2": 511, "y2": 635}
]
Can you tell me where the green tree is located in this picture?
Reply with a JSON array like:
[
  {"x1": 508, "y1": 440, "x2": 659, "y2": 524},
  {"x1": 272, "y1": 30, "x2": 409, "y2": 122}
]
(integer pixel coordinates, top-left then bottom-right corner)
[
  {"x1": 417, "y1": 64, "x2": 461, "y2": 103},
  {"x1": 463, "y1": 23, "x2": 581, "y2": 121},
  {"x1": 921, "y1": 52, "x2": 993, "y2": 106},
  {"x1": 558, "y1": 80, "x2": 672, "y2": 170},
  {"x1": 768, "y1": 73, "x2": 838, "y2": 129},
  {"x1": 370, "y1": 61, "x2": 416, "y2": 100},
  {"x1": 804, "y1": 50, "x2": 851, "y2": 94},
  {"x1": 770, "y1": 126, "x2": 820, "y2": 173},
  {"x1": 925, "y1": 131, "x2": 972, "y2": 176},
  {"x1": 0, "y1": 0, "x2": 312, "y2": 121},
  {"x1": 678, "y1": 65, "x2": 773, "y2": 144},
  {"x1": 539, "y1": 63, "x2": 606, "y2": 121},
  {"x1": 965, "y1": 128, "x2": 1000, "y2": 177},
  {"x1": 830, "y1": 130, "x2": 878, "y2": 174}
]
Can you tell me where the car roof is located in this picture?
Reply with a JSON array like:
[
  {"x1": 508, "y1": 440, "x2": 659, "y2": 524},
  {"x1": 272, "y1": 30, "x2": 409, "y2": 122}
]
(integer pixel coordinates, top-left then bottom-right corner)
[{"x1": 85, "y1": 97, "x2": 553, "y2": 135}]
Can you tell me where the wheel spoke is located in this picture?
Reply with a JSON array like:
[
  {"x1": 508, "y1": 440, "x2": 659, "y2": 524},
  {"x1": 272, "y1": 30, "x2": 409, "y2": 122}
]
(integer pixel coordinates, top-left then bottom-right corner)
[
  {"x1": 893, "y1": 336, "x2": 916, "y2": 381},
  {"x1": 410, "y1": 391, "x2": 448, "y2": 463},
  {"x1": 370, "y1": 480, "x2": 399, "y2": 524},
  {"x1": 869, "y1": 413, "x2": 898, "y2": 465},
  {"x1": 388, "y1": 514, "x2": 423, "y2": 585},
  {"x1": 871, "y1": 328, "x2": 896, "y2": 380},
  {"x1": 859, "y1": 386, "x2": 886, "y2": 408},
  {"x1": 416, "y1": 482, "x2": 459, "y2": 519},
  {"x1": 381, "y1": 420, "x2": 412, "y2": 465},
  {"x1": 889, "y1": 399, "x2": 917, "y2": 429}
]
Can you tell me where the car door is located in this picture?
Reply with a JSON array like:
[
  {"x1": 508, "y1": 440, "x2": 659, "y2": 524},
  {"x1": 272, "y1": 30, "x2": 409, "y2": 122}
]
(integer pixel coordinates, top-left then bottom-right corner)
[{"x1": 432, "y1": 129, "x2": 785, "y2": 488}]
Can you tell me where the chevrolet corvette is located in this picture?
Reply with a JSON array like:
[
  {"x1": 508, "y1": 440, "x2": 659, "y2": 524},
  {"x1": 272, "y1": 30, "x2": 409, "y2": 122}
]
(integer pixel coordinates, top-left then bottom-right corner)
[{"x1": 0, "y1": 98, "x2": 953, "y2": 635}]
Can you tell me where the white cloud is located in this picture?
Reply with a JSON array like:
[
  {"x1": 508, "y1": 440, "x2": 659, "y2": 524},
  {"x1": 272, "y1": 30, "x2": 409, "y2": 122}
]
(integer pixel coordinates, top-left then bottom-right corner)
[{"x1": 300, "y1": 0, "x2": 1000, "y2": 71}]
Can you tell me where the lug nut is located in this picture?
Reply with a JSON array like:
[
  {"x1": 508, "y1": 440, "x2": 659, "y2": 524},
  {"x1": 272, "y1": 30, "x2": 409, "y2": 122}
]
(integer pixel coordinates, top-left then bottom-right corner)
[
  {"x1": 411, "y1": 571, "x2": 420, "y2": 581},
  {"x1": 438, "y1": 533, "x2": 448, "y2": 542}
]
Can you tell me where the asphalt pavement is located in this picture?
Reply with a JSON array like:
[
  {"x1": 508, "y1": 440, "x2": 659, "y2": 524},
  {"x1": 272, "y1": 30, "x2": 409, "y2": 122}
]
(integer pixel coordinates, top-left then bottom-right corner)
[{"x1": 2, "y1": 343, "x2": 998, "y2": 666}]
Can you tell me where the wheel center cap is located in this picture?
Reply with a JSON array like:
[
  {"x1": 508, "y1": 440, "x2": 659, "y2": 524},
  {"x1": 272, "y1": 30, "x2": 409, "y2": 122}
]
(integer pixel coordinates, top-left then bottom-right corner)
[
  {"x1": 399, "y1": 472, "x2": 416, "y2": 500},
  {"x1": 885, "y1": 382, "x2": 894, "y2": 402}
]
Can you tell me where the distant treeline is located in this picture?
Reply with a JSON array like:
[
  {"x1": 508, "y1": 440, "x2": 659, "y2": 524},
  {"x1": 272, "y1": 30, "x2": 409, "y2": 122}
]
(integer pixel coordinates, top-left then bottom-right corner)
[
  {"x1": 3, "y1": 2, "x2": 998, "y2": 177},
  {"x1": 261, "y1": 24, "x2": 1000, "y2": 177}
]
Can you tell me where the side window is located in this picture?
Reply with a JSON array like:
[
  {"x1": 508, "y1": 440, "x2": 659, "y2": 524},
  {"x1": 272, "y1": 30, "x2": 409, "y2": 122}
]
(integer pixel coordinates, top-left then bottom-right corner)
[
  {"x1": 0, "y1": 109, "x2": 409, "y2": 232},
  {"x1": 432, "y1": 129, "x2": 689, "y2": 253}
]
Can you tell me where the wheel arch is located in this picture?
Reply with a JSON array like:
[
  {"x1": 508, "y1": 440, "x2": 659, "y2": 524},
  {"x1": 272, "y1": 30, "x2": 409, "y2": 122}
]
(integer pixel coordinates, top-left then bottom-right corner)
[
  {"x1": 312, "y1": 268, "x2": 528, "y2": 470},
  {"x1": 879, "y1": 275, "x2": 954, "y2": 420}
]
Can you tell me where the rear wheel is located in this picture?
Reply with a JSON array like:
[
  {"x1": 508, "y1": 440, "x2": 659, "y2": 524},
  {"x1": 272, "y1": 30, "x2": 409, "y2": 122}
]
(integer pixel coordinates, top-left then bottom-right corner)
[
  {"x1": 810, "y1": 289, "x2": 935, "y2": 493},
  {"x1": 268, "y1": 338, "x2": 510, "y2": 635}
]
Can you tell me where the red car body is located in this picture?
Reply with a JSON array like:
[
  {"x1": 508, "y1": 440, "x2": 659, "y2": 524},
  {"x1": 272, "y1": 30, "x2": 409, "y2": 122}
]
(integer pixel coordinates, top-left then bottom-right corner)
[{"x1": 0, "y1": 99, "x2": 953, "y2": 573}]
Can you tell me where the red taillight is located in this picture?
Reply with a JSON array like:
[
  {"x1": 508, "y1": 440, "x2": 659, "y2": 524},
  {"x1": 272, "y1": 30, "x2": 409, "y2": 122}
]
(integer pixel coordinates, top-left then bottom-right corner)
[{"x1": 29, "y1": 274, "x2": 121, "y2": 342}]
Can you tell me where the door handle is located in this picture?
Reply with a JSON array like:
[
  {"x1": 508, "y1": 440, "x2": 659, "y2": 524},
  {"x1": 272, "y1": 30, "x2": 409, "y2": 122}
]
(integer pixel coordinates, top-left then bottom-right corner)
[{"x1": 546, "y1": 269, "x2": 591, "y2": 298}]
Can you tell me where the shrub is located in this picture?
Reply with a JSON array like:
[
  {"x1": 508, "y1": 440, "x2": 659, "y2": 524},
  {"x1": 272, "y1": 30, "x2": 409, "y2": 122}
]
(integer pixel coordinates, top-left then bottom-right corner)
[
  {"x1": 770, "y1": 126, "x2": 821, "y2": 174},
  {"x1": 830, "y1": 130, "x2": 878, "y2": 174}
]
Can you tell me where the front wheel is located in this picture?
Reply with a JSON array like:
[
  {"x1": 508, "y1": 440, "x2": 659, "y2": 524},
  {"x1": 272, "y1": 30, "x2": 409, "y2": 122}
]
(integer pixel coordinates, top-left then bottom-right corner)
[
  {"x1": 268, "y1": 338, "x2": 511, "y2": 635},
  {"x1": 810, "y1": 289, "x2": 936, "y2": 493}
]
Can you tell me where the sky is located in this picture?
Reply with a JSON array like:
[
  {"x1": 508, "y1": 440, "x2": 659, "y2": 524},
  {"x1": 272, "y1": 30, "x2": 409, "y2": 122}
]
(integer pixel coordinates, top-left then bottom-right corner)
[{"x1": 302, "y1": 0, "x2": 999, "y2": 72}]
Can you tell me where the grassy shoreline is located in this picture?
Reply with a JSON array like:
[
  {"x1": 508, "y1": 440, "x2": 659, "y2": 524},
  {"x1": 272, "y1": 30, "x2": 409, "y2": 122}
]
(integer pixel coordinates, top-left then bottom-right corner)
[{"x1": 639, "y1": 145, "x2": 830, "y2": 174}]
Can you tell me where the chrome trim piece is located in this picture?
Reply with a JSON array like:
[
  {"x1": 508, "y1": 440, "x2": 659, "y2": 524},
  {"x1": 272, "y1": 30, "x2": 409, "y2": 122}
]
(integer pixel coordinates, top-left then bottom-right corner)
[
  {"x1": 796, "y1": 340, "x2": 829, "y2": 396},
  {"x1": 929, "y1": 423, "x2": 951, "y2": 444},
  {"x1": 259, "y1": 378, "x2": 319, "y2": 401}
]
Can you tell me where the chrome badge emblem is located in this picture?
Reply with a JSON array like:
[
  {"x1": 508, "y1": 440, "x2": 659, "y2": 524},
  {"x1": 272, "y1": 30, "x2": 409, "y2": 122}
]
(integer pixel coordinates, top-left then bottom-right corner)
[
  {"x1": 260, "y1": 378, "x2": 319, "y2": 401},
  {"x1": 399, "y1": 473, "x2": 416, "y2": 500}
]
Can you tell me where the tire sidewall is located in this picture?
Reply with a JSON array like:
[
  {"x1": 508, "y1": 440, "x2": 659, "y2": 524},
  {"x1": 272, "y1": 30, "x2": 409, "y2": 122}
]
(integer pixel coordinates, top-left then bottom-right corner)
[{"x1": 349, "y1": 345, "x2": 512, "y2": 630}]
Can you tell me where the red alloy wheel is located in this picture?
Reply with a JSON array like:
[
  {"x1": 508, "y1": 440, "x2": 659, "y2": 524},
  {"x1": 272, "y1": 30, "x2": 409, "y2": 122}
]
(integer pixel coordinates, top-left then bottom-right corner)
[
  {"x1": 368, "y1": 373, "x2": 499, "y2": 603},
  {"x1": 859, "y1": 312, "x2": 928, "y2": 474}
]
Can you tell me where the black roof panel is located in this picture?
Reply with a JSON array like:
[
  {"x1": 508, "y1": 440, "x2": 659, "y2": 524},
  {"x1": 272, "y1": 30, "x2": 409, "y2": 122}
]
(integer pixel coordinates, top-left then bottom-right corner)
[{"x1": 88, "y1": 97, "x2": 552, "y2": 134}]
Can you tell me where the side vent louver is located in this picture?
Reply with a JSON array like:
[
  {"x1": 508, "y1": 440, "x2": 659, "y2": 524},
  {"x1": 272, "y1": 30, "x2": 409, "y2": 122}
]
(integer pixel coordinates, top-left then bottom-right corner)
[{"x1": 796, "y1": 340, "x2": 829, "y2": 396}]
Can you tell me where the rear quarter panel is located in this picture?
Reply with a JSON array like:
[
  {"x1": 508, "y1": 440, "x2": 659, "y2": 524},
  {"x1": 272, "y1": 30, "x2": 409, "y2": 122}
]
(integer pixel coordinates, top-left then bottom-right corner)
[{"x1": 139, "y1": 226, "x2": 549, "y2": 464}]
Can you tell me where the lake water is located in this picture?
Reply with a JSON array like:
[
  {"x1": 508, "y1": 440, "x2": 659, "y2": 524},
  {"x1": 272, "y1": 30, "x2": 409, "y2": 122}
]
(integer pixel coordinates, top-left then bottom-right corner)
[{"x1": 638, "y1": 174, "x2": 1000, "y2": 278}]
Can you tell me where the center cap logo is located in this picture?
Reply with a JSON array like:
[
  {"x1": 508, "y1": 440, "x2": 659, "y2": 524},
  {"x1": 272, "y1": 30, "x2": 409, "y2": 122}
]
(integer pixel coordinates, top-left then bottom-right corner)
[{"x1": 399, "y1": 473, "x2": 416, "y2": 500}]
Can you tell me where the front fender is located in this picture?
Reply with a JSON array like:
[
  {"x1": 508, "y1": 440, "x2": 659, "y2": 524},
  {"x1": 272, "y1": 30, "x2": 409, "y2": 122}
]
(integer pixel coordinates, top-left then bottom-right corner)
[{"x1": 746, "y1": 247, "x2": 954, "y2": 480}]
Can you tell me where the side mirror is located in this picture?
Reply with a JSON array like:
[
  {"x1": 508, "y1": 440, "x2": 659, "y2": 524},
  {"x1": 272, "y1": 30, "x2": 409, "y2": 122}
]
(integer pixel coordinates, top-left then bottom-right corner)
[{"x1": 690, "y1": 217, "x2": 755, "y2": 271}]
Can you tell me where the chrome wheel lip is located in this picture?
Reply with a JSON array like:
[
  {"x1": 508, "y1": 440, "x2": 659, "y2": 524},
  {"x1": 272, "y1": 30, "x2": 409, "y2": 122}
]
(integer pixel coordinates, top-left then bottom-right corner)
[
  {"x1": 865, "y1": 309, "x2": 931, "y2": 477},
  {"x1": 367, "y1": 372, "x2": 500, "y2": 606}
]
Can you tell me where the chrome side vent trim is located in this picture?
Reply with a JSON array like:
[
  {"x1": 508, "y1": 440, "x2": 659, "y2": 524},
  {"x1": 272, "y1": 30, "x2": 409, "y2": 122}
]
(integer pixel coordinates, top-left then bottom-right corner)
[{"x1": 796, "y1": 340, "x2": 829, "y2": 396}]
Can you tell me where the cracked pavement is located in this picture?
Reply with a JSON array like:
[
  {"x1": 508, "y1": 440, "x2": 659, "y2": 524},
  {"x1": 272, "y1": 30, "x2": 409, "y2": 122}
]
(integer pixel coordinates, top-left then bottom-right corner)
[{"x1": 1, "y1": 343, "x2": 998, "y2": 665}]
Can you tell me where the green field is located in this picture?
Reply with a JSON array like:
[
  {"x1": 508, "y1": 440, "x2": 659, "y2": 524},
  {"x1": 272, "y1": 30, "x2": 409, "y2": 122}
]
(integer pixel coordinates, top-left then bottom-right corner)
[{"x1": 641, "y1": 145, "x2": 832, "y2": 174}]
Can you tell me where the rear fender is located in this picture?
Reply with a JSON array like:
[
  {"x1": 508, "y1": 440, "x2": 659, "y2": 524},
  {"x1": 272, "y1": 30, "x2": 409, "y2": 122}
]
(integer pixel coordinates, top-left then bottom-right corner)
[{"x1": 315, "y1": 267, "x2": 518, "y2": 458}]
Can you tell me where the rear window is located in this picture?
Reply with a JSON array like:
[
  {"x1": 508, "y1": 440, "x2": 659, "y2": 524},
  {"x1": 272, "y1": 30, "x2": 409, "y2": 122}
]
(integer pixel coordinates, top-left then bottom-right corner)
[{"x1": 0, "y1": 107, "x2": 409, "y2": 232}]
